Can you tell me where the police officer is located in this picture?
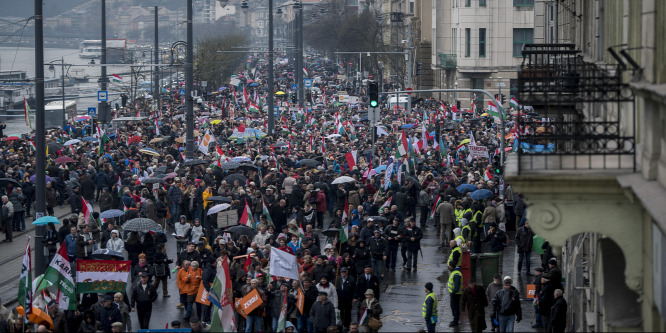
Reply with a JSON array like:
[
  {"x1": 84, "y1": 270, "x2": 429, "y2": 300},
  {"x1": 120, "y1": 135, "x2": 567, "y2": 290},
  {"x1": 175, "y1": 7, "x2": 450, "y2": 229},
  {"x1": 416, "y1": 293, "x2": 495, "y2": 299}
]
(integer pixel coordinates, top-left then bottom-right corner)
[
  {"x1": 422, "y1": 282, "x2": 438, "y2": 333},
  {"x1": 447, "y1": 264, "x2": 463, "y2": 327},
  {"x1": 447, "y1": 240, "x2": 462, "y2": 268}
]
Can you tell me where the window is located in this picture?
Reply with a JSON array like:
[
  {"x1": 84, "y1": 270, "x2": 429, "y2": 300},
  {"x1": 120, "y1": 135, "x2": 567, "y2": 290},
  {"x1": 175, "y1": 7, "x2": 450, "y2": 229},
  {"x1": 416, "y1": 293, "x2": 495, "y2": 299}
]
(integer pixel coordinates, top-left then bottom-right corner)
[
  {"x1": 479, "y1": 0, "x2": 486, "y2": 7},
  {"x1": 513, "y1": 28, "x2": 534, "y2": 57},
  {"x1": 513, "y1": 0, "x2": 534, "y2": 6},
  {"x1": 410, "y1": 0, "x2": 415, "y2": 13},
  {"x1": 479, "y1": 28, "x2": 486, "y2": 57},
  {"x1": 465, "y1": 0, "x2": 471, "y2": 7},
  {"x1": 465, "y1": 28, "x2": 471, "y2": 57},
  {"x1": 452, "y1": 28, "x2": 457, "y2": 55}
]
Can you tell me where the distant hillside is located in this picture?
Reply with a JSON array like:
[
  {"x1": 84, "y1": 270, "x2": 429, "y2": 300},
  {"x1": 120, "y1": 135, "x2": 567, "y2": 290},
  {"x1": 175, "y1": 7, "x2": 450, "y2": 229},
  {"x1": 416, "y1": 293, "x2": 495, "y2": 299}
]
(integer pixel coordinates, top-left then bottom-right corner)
[{"x1": 0, "y1": 0, "x2": 90, "y2": 18}]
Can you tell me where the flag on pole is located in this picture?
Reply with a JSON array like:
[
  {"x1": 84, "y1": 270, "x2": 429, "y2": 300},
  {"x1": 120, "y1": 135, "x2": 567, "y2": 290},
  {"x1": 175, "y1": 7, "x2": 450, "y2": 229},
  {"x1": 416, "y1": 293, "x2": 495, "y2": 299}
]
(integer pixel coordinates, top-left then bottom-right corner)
[
  {"x1": 276, "y1": 293, "x2": 289, "y2": 332},
  {"x1": 359, "y1": 308, "x2": 369, "y2": 326},
  {"x1": 395, "y1": 130, "x2": 409, "y2": 158},
  {"x1": 37, "y1": 242, "x2": 76, "y2": 310},
  {"x1": 429, "y1": 195, "x2": 442, "y2": 219},
  {"x1": 469, "y1": 131, "x2": 476, "y2": 146},
  {"x1": 154, "y1": 119, "x2": 160, "y2": 136},
  {"x1": 81, "y1": 197, "x2": 95, "y2": 226},
  {"x1": 24, "y1": 97, "x2": 32, "y2": 130},
  {"x1": 209, "y1": 259, "x2": 236, "y2": 332},
  {"x1": 303, "y1": 67, "x2": 309, "y2": 77},
  {"x1": 488, "y1": 100, "x2": 502, "y2": 124},
  {"x1": 484, "y1": 167, "x2": 493, "y2": 181},
  {"x1": 18, "y1": 237, "x2": 32, "y2": 316},
  {"x1": 509, "y1": 96, "x2": 520, "y2": 109},
  {"x1": 238, "y1": 199, "x2": 255, "y2": 230},
  {"x1": 261, "y1": 197, "x2": 274, "y2": 225},
  {"x1": 345, "y1": 150, "x2": 357, "y2": 170},
  {"x1": 421, "y1": 124, "x2": 428, "y2": 152}
]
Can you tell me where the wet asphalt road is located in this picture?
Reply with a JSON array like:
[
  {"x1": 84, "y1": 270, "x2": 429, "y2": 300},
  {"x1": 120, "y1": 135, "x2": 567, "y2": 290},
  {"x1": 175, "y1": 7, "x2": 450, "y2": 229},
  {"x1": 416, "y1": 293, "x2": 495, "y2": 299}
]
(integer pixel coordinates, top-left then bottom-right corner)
[{"x1": 128, "y1": 215, "x2": 539, "y2": 332}]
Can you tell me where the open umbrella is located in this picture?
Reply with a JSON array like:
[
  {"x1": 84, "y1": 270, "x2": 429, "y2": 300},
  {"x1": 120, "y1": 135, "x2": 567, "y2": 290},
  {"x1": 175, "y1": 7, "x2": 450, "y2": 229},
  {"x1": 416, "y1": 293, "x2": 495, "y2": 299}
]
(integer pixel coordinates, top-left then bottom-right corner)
[
  {"x1": 401, "y1": 124, "x2": 416, "y2": 129},
  {"x1": 149, "y1": 137, "x2": 164, "y2": 144},
  {"x1": 143, "y1": 177, "x2": 165, "y2": 184},
  {"x1": 326, "y1": 134, "x2": 341, "y2": 139},
  {"x1": 456, "y1": 184, "x2": 478, "y2": 193},
  {"x1": 322, "y1": 228, "x2": 340, "y2": 238},
  {"x1": 76, "y1": 115, "x2": 91, "y2": 121},
  {"x1": 232, "y1": 156, "x2": 252, "y2": 162},
  {"x1": 155, "y1": 166, "x2": 168, "y2": 174},
  {"x1": 47, "y1": 142, "x2": 63, "y2": 151},
  {"x1": 210, "y1": 119, "x2": 222, "y2": 125},
  {"x1": 367, "y1": 216, "x2": 388, "y2": 223},
  {"x1": 374, "y1": 165, "x2": 387, "y2": 173},
  {"x1": 16, "y1": 306, "x2": 53, "y2": 330},
  {"x1": 139, "y1": 148, "x2": 160, "y2": 157},
  {"x1": 224, "y1": 174, "x2": 247, "y2": 184},
  {"x1": 163, "y1": 172, "x2": 178, "y2": 180},
  {"x1": 236, "y1": 163, "x2": 259, "y2": 172},
  {"x1": 99, "y1": 209, "x2": 125, "y2": 218},
  {"x1": 91, "y1": 249, "x2": 125, "y2": 260},
  {"x1": 0, "y1": 178, "x2": 22, "y2": 188},
  {"x1": 183, "y1": 159, "x2": 208, "y2": 166},
  {"x1": 221, "y1": 161, "x2": 241, "y2": 170},
  {"x1": 124, "y1": 218, "x2": 162, "y2": 232},
  {"x1": 332, "y1": 176, "x2": 355, "y2": 184},
  {"x1": 469, "y1": 189, "x2": 494, "y2": 200},
  {"x1": 54, "y1": 156, "x2": 76, "y2": 164},
  {"x1": 273, "y1": 142, "x2": 288, "y2": 148},
  {"x1": 32, "y1": 216, "x2": 60, "y2": 225},
  {"x1": 207, "y1": 203, "x2": 231, "y2": 215},
  {"x1": 296, "y1": 159, "x2": 320, "y2": 168},
  {"x1": 207, "y1": 196, "x2": 232, "y2": 204},
  {"x1": 225, "y1": 225, "x2": 256, "y2": 237},
  {"x1": 63, "y1": 139, "x2": 81, "y2": 146},
  {"x1": 403, "y1": 175, "x2": 421, "y2": 189},
  {"x1": 458, "y1": 139, "x2": 470, "y2": 145},
  {"x1": 275, "y1": 91, "x2": 286, "y2": 95}
]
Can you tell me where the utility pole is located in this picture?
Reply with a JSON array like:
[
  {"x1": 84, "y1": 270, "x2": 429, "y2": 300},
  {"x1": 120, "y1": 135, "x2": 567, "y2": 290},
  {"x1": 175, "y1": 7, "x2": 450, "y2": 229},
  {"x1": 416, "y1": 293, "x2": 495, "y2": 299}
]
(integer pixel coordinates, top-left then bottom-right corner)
[
  {"x1": 33, "y1": 0, "x2": 46, "y2": 275},
  {"x1": 267, "y1": 0, "x2": 275, "y2": 133},
  {"x1": 154, "y1": 6, "x2": 160, "y2": 115},
  {"x1": 100, "y1": 0, "x2": 109, "y2": 125},
  {"x1": 406, "y1": 22, "x2": 412, "y2": 114},
  {"x1": 185, "y1": 0, "x2": 195, "y2": 159},
  {"x1": 297, "y1": 5, "x2": 304, "y2": 108}
]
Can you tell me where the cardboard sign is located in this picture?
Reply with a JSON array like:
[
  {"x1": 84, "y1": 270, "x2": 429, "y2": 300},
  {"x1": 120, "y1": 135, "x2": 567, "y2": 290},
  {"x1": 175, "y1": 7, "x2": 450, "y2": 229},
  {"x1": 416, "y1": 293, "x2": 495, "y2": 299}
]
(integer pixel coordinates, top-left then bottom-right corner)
[
  {"x1": 195, "y1": 282, "x2": 210, "y2": 305},
  {"x1": 469, "y1": 145, "x2": 489, "y2": 159},
  {"x1": 526, "y1": 284, "x2": 536, "y2": 299},
  {"x1": 240, "y1": 289, "x2": 263, "y2": 314},
  {"x1": 235, "y1": 297, "x2": 247, "y2": 318}
]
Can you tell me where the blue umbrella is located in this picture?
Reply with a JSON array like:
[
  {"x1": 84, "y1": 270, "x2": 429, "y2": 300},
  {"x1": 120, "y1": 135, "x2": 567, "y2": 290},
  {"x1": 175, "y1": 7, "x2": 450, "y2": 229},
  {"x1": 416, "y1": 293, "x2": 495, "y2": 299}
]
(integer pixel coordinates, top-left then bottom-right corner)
[
  {"x1": 81, "y1": 137, "x2": 98, "y2": 142},
  {"x1": 33, "y1": 216, "x2": 60, "y2": 225},
  {"x1": 401, "y1": 124, "x2": 416, "y2": 129},
  {"x1": 31, "y1": 175, "x2": 52, "y2": 183},
  {"x1": 456, "y1": 184, "x2": 478, "y2": 193},
  {"x1": 469, "y1": 189, "x2": 494, "y2": 200},
  {"x1": 99, "y1": 209, "x2": 125, "y2": 218},
  {"x1": 249, "y1": 83, "x2": 259, "y2": 87},
  {"x1": 374, "y1": 165, "x2": 387, "y2": 173},
  {"x1": 218, "y1": 87, "x2": 227, "y2": 91}
]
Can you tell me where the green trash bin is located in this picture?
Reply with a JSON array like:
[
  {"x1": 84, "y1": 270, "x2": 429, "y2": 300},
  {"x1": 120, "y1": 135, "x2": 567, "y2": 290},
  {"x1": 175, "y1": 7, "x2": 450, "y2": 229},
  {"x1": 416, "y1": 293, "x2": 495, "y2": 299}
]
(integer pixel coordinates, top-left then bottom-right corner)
[{"x1": 479, "y1": 252, "x2": 503, "y2": 287}]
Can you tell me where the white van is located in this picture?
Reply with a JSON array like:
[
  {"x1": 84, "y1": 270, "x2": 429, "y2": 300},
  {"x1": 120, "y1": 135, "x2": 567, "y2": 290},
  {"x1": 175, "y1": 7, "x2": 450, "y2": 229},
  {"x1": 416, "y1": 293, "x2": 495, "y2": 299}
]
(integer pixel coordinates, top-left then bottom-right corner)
[{"x1": 387, "y1": 95, "x2": 409, "y2": 109}]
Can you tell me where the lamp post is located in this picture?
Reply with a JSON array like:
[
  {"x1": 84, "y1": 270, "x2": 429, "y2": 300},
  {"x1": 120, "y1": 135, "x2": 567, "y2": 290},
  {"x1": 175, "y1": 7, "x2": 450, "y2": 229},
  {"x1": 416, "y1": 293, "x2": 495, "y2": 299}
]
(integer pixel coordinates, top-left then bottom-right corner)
[
  {"x1": 185, "y1": 0, "x2": 194, "y2": 159},
  {"x1": 33, "y1": 0, "x2": 46, "y2": 276},
  {"x1": 99, "y1": 0, "x2": 109, "y2": 125}
]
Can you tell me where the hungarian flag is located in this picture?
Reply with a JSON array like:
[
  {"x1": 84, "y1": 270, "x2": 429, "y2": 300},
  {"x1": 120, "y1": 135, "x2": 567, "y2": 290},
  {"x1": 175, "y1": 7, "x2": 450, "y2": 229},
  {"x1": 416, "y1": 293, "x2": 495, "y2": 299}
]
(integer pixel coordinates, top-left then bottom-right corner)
[
  {"x1": 381, "y1": 196, "x2": 392, "y2": 209},
  {"x1": 18, "y1": 237, "x2": 32, "y2": 316},
  {"x1": 484, "y1": 167, "x2": 493, "y2": 181},
  {"x1": 261, "y1": 196, "x2": 274, "y2": 225},
  {"x1": 81, "y1": 197, "x2": 95, "y2": 226},
  {"x1": 395, "y1": 130, "x2": 409, "y2": 158},
  {"x1": 248, "y1": 102, "x2": 260, "y2": 113},
  {"x1": 509, "y1": 96, "x2": 520, "y2": 109},
  {"x1": 24, "y1": 97, "x2": 32, "y2": 130},
  {"x1": 238, "y1": 199, "x2": 255, "y2": 230},
  {"x1": 112, "y1": 74, "x2": 122, "y2": 82},
  {"x1": 359, "y1": 307, "x2": 369, "y2": 326},
  {"x1": 429, "y1": 195, "x2": 442, "y2": 219},
  {"x1": 303, "y1": 67, "x2": 309, "y2": 77},
  {"x1": 276, "y1": 293, "x2": 289, "y2": 332},
  {"x1": 36, "y1": 242, "x2": 76, "y2": 310},
  {"x1": 208, "y1": 259, "x2": 235, "y2": 332},
  {"x1": 345, "y1": 150, "x2": 357, "y2": 170},
  {"x1": 488, "y1": 100, "x2": 502, "y2": 124},
  {"x1": 242, "y1": 87, "x2": 248, "y2": 104},
  {"x1": 154, "y1": 119, "x2": 160, "y2": 136}
]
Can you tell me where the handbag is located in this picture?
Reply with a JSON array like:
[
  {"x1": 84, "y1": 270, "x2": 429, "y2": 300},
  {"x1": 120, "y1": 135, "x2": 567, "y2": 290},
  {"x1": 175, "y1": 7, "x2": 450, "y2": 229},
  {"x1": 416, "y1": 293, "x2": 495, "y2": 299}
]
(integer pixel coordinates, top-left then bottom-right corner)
[
  {"x1": 368, "y1": 317, "x2": 383, "y2": 331},
  {"x1": 154, "y1": 263, "x2": 167, "y2": 277}
]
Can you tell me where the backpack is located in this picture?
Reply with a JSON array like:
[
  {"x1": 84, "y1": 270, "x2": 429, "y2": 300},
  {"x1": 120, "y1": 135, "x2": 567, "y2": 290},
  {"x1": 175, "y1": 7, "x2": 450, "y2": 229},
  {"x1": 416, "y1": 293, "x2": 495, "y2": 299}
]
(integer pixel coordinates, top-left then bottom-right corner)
[
  {"x1": 156, "y1": 201, "x2": 167, "y2": 218},
  {"x1": 309, "y1": 192, "x2": 317, "y2": 204}
]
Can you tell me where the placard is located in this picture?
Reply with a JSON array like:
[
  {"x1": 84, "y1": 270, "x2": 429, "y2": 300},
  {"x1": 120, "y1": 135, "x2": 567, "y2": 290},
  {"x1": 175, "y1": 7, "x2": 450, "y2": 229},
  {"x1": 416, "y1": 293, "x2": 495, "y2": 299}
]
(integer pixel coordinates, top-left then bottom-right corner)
[
  {"x1": 526, "y1": 284, "x2": 536, "y2": 299},
  {"x1": 468, "y1": 145, "x2": 489, "y2": 159},
  {"x1": 239, "y1": 289, "x2": 263, "y2": 315}
]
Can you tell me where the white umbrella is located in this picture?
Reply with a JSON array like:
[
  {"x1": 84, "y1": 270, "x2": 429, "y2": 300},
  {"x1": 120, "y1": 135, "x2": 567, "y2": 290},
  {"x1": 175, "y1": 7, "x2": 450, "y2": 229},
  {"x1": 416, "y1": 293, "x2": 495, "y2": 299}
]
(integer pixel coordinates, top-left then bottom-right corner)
[
  {"x1": 207, "y1": 203, "x2": 231, "y2": 215},
  {"x1": 332, "y1": 176, "x2": 355, "y2": 184},
  {"x1": 326, "y1": 134, "x2": 341, "y2": 139},
  {"x1": 64, "y1": 139, "x2": 81, "y2": 146}
]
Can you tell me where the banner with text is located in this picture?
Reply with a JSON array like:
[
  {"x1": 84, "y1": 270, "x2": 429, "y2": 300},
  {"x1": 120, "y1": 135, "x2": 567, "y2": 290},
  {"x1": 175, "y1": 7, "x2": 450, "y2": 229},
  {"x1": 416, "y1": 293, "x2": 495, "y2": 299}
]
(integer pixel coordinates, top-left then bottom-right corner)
[
  {"x1": 76, "y1": 260, "x2": 131, "y2": 294},
  {"x1": 469, "y1": 145, "x2": 489, "y2": 159}
]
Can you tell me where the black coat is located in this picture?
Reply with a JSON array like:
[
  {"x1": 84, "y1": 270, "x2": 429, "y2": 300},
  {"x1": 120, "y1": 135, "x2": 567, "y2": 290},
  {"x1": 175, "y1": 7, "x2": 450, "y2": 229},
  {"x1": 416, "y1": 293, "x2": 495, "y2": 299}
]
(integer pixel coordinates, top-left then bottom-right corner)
[
  {"x1": 515, "y1": 226, "x2": 534, "y2": 253},
  {"x1": 130, "y1": 281, "x2": 158, "y2": 306},
  {"x1": 312, "y1": 264, "x2": 334, "y2": 283},
  {"x1": 550, "y1": 296, "x2": 568, "y2": 333},
  {"x1": 356, "y1": 273, "x2": 380, "y2": 300},
  {"x1": 335, "y1": 275, "x2": 356, "y2": 300}
]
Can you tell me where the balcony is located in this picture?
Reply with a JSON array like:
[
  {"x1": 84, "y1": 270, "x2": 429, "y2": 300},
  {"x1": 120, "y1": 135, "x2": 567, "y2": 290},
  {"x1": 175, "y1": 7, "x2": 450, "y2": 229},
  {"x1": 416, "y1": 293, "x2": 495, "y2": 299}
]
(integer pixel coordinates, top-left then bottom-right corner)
[
  {"x1": 514, "y1": 44, "x2": 636, "y2": 173},
  {"x1": 439, "y1": 53, "x2": 457, "y2": 69}
]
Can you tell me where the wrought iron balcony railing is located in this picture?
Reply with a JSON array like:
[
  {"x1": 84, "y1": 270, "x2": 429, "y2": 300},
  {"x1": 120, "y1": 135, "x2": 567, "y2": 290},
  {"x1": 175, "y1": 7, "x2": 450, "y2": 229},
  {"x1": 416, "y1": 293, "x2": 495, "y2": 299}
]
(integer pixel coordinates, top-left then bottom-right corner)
[{"x1": 515, "y1": 44, "x2": 636, "y2": 173}]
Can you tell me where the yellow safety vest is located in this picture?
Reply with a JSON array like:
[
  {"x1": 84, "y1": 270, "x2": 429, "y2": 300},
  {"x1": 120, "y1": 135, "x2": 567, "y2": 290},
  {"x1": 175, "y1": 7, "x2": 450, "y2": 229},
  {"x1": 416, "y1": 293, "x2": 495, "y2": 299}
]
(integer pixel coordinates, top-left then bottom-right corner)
[
  {"x1": 447, "y1": 270, "x2": 463, "y2": 294},
  {"x1": 422, "y1": 292, "x2": 438, "y2": 322},
  {"x1": 461, "y1": 225, "x2": 471, "y2": 242},
  {"x1": 455, "y1": 209, "x2": 463, "y2": 223},
  {"x1": 448, "y1": 246, "x2": 462, "y2": 268}
]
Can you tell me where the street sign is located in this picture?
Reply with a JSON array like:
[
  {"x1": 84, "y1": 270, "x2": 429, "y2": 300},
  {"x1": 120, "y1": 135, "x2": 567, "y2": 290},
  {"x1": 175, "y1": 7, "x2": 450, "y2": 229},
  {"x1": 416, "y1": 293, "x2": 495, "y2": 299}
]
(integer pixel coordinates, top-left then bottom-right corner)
[
  {"x1": 201, "y1": 81, "x2": 207, "y2": 87},
  {"x1": 274, "y1": 106, "x2": 279, "y2": 117},
  {"x1": 179, "y1": 89, "x2": 185, "y2": 95},
  {"x1": 87, "y1": 107, "x2": 96, "y2": 115},
  {"x1": 291, "y1": 84, "x2": 298, "y2": 91},
  {"x1": 497, "y1": 82, "x2": 506, "y2": 87},
  {"x1": 406, "y1": 87, "x2": 414, "y2": 95},
  {"x1": 304, "y1": 79, "x2": 313, "y2": 88},
  {"x1": 97, "y1": 91, "x2": 108, "y2": 101}
]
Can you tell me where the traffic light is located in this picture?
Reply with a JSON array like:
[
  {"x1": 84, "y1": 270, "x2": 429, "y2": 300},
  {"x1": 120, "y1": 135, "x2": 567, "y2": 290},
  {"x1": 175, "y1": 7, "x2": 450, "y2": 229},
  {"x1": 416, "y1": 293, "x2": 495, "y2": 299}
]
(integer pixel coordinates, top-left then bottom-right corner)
[
  {"x1": 368, "y1": 81, "x2": 379, "y2": 107},
  {"x1": 501, "y1": 94, "x2": 506, "y2": 105}
]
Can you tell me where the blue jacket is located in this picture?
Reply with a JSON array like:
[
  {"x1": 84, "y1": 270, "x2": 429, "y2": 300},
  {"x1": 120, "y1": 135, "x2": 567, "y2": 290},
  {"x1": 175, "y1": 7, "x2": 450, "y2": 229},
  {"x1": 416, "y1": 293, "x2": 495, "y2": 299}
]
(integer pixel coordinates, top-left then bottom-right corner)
[
  {"x1": 95, "y1": 171, "x2": 109, "y2": 188},
  {"x1": 65, "y1": 234, "x2": 77, "y2": 257}
]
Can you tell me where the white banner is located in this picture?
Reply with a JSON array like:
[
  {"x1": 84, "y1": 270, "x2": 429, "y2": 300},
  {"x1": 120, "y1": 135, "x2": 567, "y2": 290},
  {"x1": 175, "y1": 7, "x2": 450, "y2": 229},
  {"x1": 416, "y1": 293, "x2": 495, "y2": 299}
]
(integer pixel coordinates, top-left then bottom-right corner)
[
  {"x1": 469, "y1": 145, "x2": 489, "y2": 159},
  {"x1": 269, "y1": 248, "x2": 300, "y2": 280}
]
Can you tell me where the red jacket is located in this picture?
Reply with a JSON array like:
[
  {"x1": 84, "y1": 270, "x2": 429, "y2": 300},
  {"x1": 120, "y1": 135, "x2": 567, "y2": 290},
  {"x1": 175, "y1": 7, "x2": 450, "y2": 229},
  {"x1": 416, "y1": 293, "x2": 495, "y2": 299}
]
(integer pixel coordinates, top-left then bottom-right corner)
[{"x1": 316, "y1": 192, "x2": 327, "y2": 212}]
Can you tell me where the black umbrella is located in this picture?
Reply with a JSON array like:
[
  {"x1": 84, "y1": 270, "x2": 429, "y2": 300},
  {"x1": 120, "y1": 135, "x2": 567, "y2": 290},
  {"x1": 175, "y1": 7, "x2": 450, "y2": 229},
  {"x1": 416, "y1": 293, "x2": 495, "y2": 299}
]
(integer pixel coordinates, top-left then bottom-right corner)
[
  {"x1": 297, "y1": 159, "x2": 320, "y2": 168},
  {"x1": 143, "y1": 177, "x2": 165, "y2": 184},
  {"x1": 367, "y1": 216, "x2": 388, "y2": 223},
  {"x1": 155, "y1": 166, "x2": 168, "y2": 173},
  {"x1": 224, "y1": 174, "x2": 247, "y2": 184},
  {"x1": 221, "y1": 161, "x2": 241, "y2": 170},
  {"x1": 225, "y1": 225, "x2": 256, "y2": 238},
  {"x1": 236, "y1": 164, "x2": 259, "y2": 172},
  {"x1": 322, "y1": 228, "x2": 340, "y2": 238},
  {"x1": 183, "y1": 159, "x2": 208, "y2": 166},
  {"x1": 404, "y1": 175, "x2": 421, "y2": 189},
  {"x1": 47, "y1": 142, "x2": 63, "y2": 151},
  {"x1": 124, "y1": 218, "x2": 162, "y2": 232},
  {"x1": 91, "y1": 249, "x2": 124, "y2": 260},
  {"x1": 0, "y1": 178, "x2": 21, "y2": 188},
  {"x1": 207, "y1": 196, "x2": 232, "y2": 204},
  {"x1": 273, "y1": 142, "x2": 288, "y2": 148}
]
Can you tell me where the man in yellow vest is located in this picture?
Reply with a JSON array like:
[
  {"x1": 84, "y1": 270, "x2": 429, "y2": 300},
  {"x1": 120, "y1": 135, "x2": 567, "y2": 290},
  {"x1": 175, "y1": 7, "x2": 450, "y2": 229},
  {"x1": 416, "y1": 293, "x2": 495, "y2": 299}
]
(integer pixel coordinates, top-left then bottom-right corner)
[
  {"x1": 422, "y1": 282, "x2": 438, "y2": 333},
  {"x1": 447, "y1": 264, "x2": 463, "y2": 327},
  {"x1": 448, "y1": 240, "x2": 463, "y2": 268}
]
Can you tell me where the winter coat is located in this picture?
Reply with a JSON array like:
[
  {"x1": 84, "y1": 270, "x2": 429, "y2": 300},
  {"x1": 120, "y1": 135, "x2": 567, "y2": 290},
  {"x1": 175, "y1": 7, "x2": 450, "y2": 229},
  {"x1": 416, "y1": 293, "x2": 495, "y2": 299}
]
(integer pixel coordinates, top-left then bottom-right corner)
[
  {"x1": 269, "y1": 290, "x2": 296, "y2": 318},
  {"x1": 550, "y1": 296, "x2": 568, "y2": 332},
  {"x1": 309, "y1": 300, "x2": 336, "y2": 332},
  {"x1": 360, "y1": 297, "x2": 382, "y2": 321},
  {"x1": 486, "y1": 281, "x2": 503, "y2": 303},
  {"x1": 368, "y1": 237, "x2": 388, "y2": 260},
  {"x1": 437, "y1": 202, "x2": 455, "y2": 226},
  {"x1": 8, "y1": 190, "x2": 24, "y2": 213},
  {"x1": 96, "y1": 305, "x2": 122, "y2": 332},
  {"x1": 461, "y1": 285, "x2": 488, "y2": 332},
  {"x1": 107, "y1": 237, "x2": 125, "y2": 253},
  {"x1": 316, "y1": 282, "x2": 338, "y2": 309},
  {"x1": 515, "y1": 226, "x2": 534, "y2": 253},
  {"x1": 401, "y1": 225, "x2": 423, "y2": 251},
  {"x1": 491, "y1": 286, "x2": 522, "y2": 320},
  {"x1": 99, "y1": 192, "x2": 113, "y2": 212},
  {"x1": 130, "y1": 281, "x2": 158, "y2": 307},
  {"x1": 482, "y1": 206, "x2": 497, "y2": 224}
]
